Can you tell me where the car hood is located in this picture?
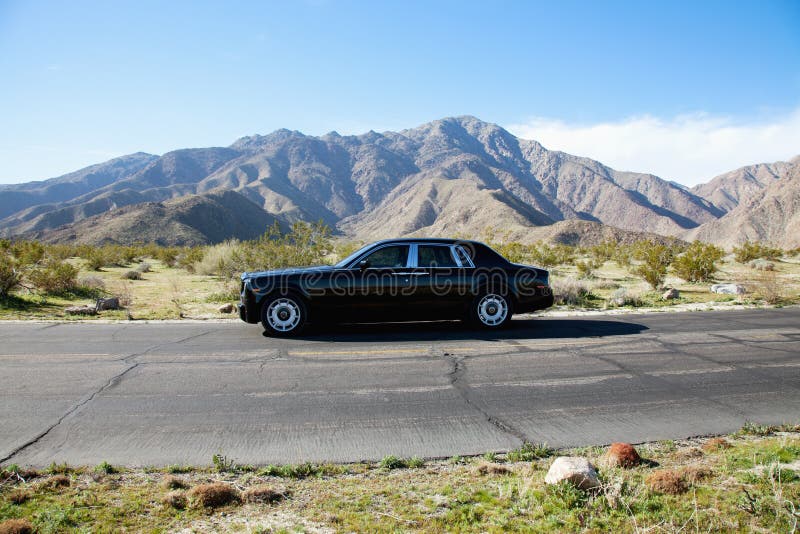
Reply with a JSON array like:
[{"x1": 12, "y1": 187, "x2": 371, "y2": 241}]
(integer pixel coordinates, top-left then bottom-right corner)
[{"x1": 241, "y1": 265, "x2": 336, "y2": 279}]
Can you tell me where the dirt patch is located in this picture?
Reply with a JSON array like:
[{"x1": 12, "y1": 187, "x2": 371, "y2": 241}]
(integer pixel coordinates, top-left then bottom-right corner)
[{"x1": 702, "y1": 437, "x2": 732, "y2": 452}]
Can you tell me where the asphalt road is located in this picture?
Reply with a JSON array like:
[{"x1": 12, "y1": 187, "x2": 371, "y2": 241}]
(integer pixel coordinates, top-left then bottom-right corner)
[{"x1": 2, "y1": 308, "x2": 799, "y2": 467}]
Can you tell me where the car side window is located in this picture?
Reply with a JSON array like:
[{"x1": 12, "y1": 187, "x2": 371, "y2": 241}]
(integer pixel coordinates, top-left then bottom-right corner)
[
  {"x1": 362, "y1": 245, "x2": 409, "y2": 268},
  {"x1": 418, "y1": 245, "x2": 458, "y2": 268},
  {"x1": 454, "y1": 246, "x2": 473, "y2": 267}
]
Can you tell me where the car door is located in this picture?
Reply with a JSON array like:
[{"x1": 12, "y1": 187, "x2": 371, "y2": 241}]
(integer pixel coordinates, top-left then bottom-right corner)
[
  {"x1": 409, "y1": 244, "x2": 472, "y2": 318},
  {"x1": 347, "y1": 244, "x2": 413, "y2": 321}
]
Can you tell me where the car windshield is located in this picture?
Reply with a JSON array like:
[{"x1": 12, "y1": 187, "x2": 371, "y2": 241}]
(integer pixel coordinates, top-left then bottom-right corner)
[{"x1": 334, "y1": 243, "x2": 376, "y2": 268}]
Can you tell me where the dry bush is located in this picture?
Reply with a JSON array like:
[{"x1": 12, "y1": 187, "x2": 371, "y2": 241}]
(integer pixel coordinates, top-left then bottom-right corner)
[
  {"x1": 136, "y1": 262, "x2": 152, "y2": 273},
  {"x1": 162, "y1": 490, "x2": 188, "y2": 509},
  {"x1": 748, "y1": 259, "x2": 775, "y2": 271},
  {"x1": 121, "y1": 270, "x2": 142, "y2": 280},
  {"x1": 0, "y1": 519, "x2": 33, "y2": 534},
  {"x1": 78, "y1": 275, "x2": 105, "y2": 290},
  {"x1": 243, "y1": 485, "x2": 285, "y2": 504},
  {"x1": 673, "y1": 447, "x2": 704, "y2": 461},
  {"x1": 194, "y1": 240, "x2": 241, "y2": 277},
  {"x1": 702, "y1": 437, "x2": 732, "y2": 452},
  {"x1": 749, "y1": 269, "x2": 784, "y2": 304},
  {"x1": 552, "y1": 277, "x2": 595, "y2": 306},
  {"x1": 161, "y1": 474, "x2": 189, "y2": 490},
  {"x1": 680, "y1": 464, "x2": 714, "y2": 483},
  {"x1": 41, "y1": 474, "x2": 70, "y2": 489},
  {"x1": 604, "y1": 442, "x2": 642, "y2": 468},
  {"x1": 646, "y1": 469, "x2": 688, "y2": 495},
  {"x1": 7, "y1": 489, "x2": 30, "y2": 504},
  {"x1": 608, "y1": 287, "x2": 644, "y2": 307},
  {"x1": 476, "y1": 462, "x2": 512, "y2": 476},
  {"x1": 188, "y1": 482, "x2": 240, "y2": 508}
]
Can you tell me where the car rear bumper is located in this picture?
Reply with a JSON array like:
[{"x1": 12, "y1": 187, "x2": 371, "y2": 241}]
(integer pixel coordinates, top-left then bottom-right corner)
[{"x1": 514, "y1": 288, "x2": 554, "y2": 314}]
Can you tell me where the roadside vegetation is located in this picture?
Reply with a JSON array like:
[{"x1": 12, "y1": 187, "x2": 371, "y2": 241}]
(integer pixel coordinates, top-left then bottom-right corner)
[
  {"x1": 1, "y1": 225, "x2": 799, "y2": 320},
  {"x1": 1, "y1": 425, "x2": 798, "y2": 532}
]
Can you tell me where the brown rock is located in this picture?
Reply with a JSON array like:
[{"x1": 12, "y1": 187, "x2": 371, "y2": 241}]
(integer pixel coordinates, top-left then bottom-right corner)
[
  {"x1": 218, "y1": 303, "x2": 235, "y2": 314},
  {"x1": 605, "y1": 442, "x2": 642, "y2": 468}
]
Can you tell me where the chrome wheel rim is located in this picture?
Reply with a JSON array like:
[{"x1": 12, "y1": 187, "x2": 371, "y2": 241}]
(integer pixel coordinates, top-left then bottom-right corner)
[
  {"x1": 477, "y1": 294, "x2": 508, "y2": 326},
  {"x1": 267, "y1": 298, "x2": 301, "y2": 331}
]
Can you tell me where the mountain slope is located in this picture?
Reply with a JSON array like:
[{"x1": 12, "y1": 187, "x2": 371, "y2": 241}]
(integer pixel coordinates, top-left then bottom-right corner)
[
  {"x1": 1, "y1": 116, "x2": 729, "y2": 243},
  {"x1": 691, "y1": 157, "x2": 799, "y2": 213},
  {"x1": 685, "y1": 165, "x2": 800, "y2": 249},
  {"x1": 26, "y1": 190, "x2": 287, "y2": 246},
  {"x1": 0, "y1": 152, "x2": 156, "y2": 220}
]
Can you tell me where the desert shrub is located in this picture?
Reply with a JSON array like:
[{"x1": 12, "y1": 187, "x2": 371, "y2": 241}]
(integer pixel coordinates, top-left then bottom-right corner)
[
  {"x1": 0, "y1": 255, "x2": 22, "y2": 298},
  {"x1": 672, "y1": 241, "x2": 724, "y2": 282},
  {"x1": 243, "y1": 485, "x2": 285, "y2": 504},
  {"x1": 631, "y1": 240, "x2": 674, "y2": 289},
  {"x1": 608, "y1": 287, "x2": 644, "y2": 307},
  {"x1": 646, "y1": 469, "x2": 688, "y2": 494},
  {"x1": 589, "y1": 240, "x2": 618, "y2": 263},
  {"x1": 748, "y1": 259, "x2": 775, "y2": 271},
  {"x1": 155, "y1": 247, "x2": 180, "y2": 267},
  {"x1": 0, "y1": 519, "x2": 34, "y2": 534},
  {"x1": 612, "y1": 243, "x2": 634, "y2": 268},
  {"x1": 161, "y1": 475, "x2": 189, "y2": 490},
  {"x1": 552, "y1": 277, "x2": 595, "y2": 306},
  {"x1": 188, "y1": 482, "x2": 240, "y2": 507},
  {"x1": 9, "y1": 241, "x2": 45, "y2": 265},
  {"x1": 379, "y1": 455, "x2": 407, "y2": 469},
  {"x1": 78, "y1": 275, "x2": 105, "y2": 290},
  {"x1": 733, "y1": 241, "x2": 783, "y2": 263},
  {"x1": 176, "y1": 247, "x2": 204, "y2": 272},
  {"x1": 84, "y1": 249, "x2": 109, "y2": 271},
  {"x1": 162, "y1": 490, "x2": 187, "y2": 509},
  {"x1": 194, "y1": 240, "x2": 242, "y2": 278},
  {"x1": 121, "y1": 270, "x2": 142, "y2": 280},
  {"x1": 507, "y1": 442, "x2": 551, "y2": 462},
  {"x1": 575, "y1": 257, "x2": 602, "y2": 278},
  {"x1": 28, "y1": 261, "x2": 79, "y2": 294},
  {"x1": 749, "y1": 270, "x2": 784, "y2": 304},
  {"x1": 477, "y1": 462, "x2": 512, "y2": 475},
  {"x1": 136, "y1": 262, "x2": 151, "y2": 273},
  {"x1": 528, "y1": 242, "x2": 576, "y2": 268}
]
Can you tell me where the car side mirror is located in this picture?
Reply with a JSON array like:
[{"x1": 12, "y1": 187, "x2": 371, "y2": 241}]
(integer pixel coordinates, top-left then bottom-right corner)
[{"x1": 358, "y1": 260, "x2": 370, "y2": 270}]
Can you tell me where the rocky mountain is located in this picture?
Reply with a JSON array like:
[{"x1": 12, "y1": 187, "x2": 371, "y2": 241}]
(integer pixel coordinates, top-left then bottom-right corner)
[
  {"x1": 685, "y1": 164, "x2": 800, "y2": 249},
  {"x1": 1, "y1": 117, "x2": 729, "y2": 245},
  {"x1": 691, "y1": 157, "x2": 800, "y2": 213},
  {"x1": 25, "y1": 190, "x2": 287, "y2": 246}
]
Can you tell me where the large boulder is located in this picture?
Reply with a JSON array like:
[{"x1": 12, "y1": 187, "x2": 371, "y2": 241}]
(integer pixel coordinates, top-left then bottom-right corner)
[
  {"x1": 604, "y1": 442, "x2": 642, "y2": 468},
  {"x1": 544, "y1": 456, "x2": 600, "y2": 489},
  {"x1": 96, "y1": 297, "x2": 120, "y2": 311},
  {"x1": 710, "y1": 283, "x2": 746, "y2": 295},
  {"x1": 662, "y1": 288, "x2": 679, "y2": 300}
]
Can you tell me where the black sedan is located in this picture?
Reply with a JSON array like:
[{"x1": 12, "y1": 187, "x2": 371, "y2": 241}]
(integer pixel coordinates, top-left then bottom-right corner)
[{"x1": 238, "y1": 238, "x2": 553, "y2": 336}]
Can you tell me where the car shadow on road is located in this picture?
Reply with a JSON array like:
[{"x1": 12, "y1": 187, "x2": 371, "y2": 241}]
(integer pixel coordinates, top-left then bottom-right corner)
[{"x1": 279, "y1": 317, "x2": 649, "y2": 343}]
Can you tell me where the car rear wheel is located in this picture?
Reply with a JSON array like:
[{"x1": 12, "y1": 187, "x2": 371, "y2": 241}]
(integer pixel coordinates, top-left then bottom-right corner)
[
  {"x1": 261, "y1": 294, "x2": 307, "y2": 336},
  {"x1": 469, "y1": 292, "x2": 512, "y2": 329}
]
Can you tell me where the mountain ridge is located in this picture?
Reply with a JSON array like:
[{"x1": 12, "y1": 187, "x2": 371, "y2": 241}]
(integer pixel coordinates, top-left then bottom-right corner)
[{"x1": 1, "y1": 116, "x2": 797, "y2": 247}]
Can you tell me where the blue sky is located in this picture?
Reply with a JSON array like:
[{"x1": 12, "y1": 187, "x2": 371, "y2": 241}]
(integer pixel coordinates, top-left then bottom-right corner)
[{"x1": 1, "y1": 0, "x2": 799, "y2": 185}]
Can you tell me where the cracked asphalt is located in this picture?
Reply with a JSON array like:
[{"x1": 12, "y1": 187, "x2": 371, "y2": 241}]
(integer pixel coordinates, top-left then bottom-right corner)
[{"x1": 2, "y1": 308, "x2": 799, "y2": 467}]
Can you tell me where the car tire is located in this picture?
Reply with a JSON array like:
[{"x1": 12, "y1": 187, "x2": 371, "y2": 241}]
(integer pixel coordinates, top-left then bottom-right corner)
[
  {"x1": 261, "y1": 293, "x2": 308, "y2": 337},
  {"x1": 468, "y1": 291, "x2": 512, "y2": 329}
]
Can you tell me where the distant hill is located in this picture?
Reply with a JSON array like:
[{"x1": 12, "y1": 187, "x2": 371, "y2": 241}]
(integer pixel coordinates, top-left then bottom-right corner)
[
  {"x1": 686, "y1": 164, "x2": 800, "y2": 249},
  {"x1": 1, "y1": 116, "x2": 797, "y2": 248},
  {"x1": 25, "y1": 190, "x2": 287, "y2": 246}
]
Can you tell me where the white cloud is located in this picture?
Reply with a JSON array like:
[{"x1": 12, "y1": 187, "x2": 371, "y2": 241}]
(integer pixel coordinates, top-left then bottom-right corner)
[{"x1": 506, "y1": 109, "x2": 800, "y2": 187}]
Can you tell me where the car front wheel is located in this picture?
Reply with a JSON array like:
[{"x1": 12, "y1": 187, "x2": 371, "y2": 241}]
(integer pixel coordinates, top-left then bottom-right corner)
[
  {"x1": 261, "y1": 294, "x2": 307, "y2": 336},
  {"x1": 469, "y1": 292, "x2": 512, "y2": 329}
]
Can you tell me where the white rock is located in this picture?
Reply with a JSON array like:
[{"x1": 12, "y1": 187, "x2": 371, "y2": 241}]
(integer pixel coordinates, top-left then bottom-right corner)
[
  {"x1": 662, "y1": 288, "x2": 679, "y2": 300},
  {"x1": 710, "y1": 283, "x2": 746, "y2": 295},
  {"x1": 544, "y1": 456, "x2": 600, "y2": 490}
]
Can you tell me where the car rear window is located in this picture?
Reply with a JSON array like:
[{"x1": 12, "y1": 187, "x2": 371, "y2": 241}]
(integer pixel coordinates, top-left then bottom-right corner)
[{"x1": 418, "y1": 245, "x2": 458, "y2": 267}]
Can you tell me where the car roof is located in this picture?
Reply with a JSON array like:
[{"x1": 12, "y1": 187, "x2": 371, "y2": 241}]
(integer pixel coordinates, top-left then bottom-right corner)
[{"x1": 370, "y1": 238, "x2": 478, "y2": 246}]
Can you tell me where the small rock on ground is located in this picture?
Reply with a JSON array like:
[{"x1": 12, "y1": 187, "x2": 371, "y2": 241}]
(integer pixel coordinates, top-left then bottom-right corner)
[{"x1": 545, "y1": 456, "x2": 600, "y2": 489}]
